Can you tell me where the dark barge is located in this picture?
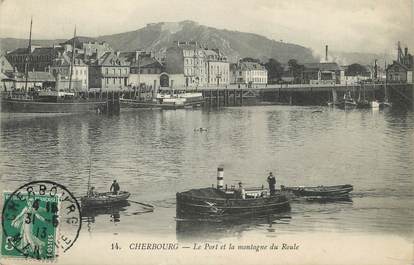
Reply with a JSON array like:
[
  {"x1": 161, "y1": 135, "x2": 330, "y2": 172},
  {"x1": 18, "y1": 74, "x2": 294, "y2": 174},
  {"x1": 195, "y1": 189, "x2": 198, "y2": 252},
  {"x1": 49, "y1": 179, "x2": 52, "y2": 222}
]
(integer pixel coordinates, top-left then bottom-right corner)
[{"x1": 176, "y1": 168, "x2": 290, "y2": 220}]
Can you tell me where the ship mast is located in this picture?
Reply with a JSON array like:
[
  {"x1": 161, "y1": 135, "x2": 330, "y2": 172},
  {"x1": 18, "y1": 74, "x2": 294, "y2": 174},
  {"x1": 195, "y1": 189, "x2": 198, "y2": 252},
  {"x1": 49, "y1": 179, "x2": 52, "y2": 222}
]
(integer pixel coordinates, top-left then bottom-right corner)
[
  {"x1": 68, "y1": 26, "x2": 76, "y2": 92},
  {"x1": 24, "y1": 17, "x2": 33, "y2": 93}
]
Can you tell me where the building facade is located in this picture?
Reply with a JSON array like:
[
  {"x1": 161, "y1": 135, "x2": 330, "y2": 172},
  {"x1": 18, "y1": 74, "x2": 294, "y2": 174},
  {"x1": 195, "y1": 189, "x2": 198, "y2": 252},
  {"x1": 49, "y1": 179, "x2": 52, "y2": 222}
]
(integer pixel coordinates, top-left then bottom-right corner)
[
  {"x1": 165, "y1": 41, "x2": 230, "y2": 88},
  {"x1": 165, "y1": 41, "x2": 207, "y2": 87},
  {"x1": 50, "y1": 52, "x2": 89, "y2": 91},
  {"x1": 123, "y1": 51, "x2": 164, "y2": 89},
  {"x1": 88, "y1": 52, "x2": 129, "y2": 90},
  {"x1": 205, "y1": 49, "x2": 230, "y2": 86},
  {"x1": 387, "y1": 46, "x2": 413, "y2": 83},
  {"x1": 302, "y1": 62, "x2": 343, "y2": 85},
  {"x1": 230, "y1": 61, "x2": 267, "y2": 85}
]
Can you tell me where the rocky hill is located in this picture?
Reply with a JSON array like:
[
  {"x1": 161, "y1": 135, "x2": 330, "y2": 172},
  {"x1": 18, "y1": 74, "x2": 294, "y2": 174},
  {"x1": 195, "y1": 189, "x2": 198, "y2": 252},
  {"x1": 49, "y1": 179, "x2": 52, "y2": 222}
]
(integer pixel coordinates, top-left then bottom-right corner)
[
  {"x1": 97, "y1": 21, "x2": 316, "y2": 63},
  {"x1": 0, "y1": 21, "x2": 316, "y2": 63}
]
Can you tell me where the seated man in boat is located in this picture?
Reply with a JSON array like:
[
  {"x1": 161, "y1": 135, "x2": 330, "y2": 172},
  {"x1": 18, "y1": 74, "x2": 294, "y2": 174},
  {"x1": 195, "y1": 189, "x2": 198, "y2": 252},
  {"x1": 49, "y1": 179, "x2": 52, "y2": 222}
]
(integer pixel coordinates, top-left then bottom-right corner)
[
  {"x1": 110, "y1": 180, "x2": 120, "y2": 195},
  {"x1": 267, "y1": 172, "x2": 276, "y2": 195}
]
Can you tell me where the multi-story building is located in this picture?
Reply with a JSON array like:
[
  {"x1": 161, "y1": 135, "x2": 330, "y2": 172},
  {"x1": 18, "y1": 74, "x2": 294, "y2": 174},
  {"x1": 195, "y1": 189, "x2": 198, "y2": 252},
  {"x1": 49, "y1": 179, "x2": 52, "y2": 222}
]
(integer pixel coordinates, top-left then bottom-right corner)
[
  {"x1": 122, "y1": 51, "x2": 164, "y2": 89},
  {"x1": 50, "y1": 52, "x2": 89, "y2": 91},
  {"x1": 165, "y1": 41, "x2": 230, "y2": 87},
  {"x1": 205, "y1": 49, "x2": 230, "y2": 86},
  {"x1": 88, "y1": 51, "x2": 129, "y2": 91},
  {"x1": 165, "y1": 41, "x2": 207, "y2": 87},
  {"x1": 6, "y1": 46, "x2": 63, "y2": 72},
  {"x1": 387, "y1": 45, "x2": 413, "y2": 83},
  {"x1": 230, "y1": 61, "x2": 268, "y2": 85}
]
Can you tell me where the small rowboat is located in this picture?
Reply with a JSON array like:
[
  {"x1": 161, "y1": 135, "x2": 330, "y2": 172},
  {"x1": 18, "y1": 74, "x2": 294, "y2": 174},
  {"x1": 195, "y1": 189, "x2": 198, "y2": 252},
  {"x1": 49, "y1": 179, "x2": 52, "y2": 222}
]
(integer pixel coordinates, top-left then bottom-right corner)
[
  {"x1": 281, "y1": 184, "x2": 353, "y2": 197},
  {"x1": 81, "y1": 191, "x2": 131, "y2": 208}
]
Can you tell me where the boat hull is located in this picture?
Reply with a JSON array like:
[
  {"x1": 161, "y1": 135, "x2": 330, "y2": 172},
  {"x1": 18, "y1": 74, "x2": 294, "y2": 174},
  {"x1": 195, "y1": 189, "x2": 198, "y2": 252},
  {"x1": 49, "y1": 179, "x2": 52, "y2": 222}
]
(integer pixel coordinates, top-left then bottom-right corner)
[
  {"x1": 81, "y1": 191, "x2": 131, "y2": 208},
  {"x1": 1, "y1": 98, "x2": 106, "y2": 113},
  {"x1": 282, "y1": 184, "x2": 353, "y2": 197},
  {"x1": 176, "y1": 188, "x2": 290, "y2": 220}
]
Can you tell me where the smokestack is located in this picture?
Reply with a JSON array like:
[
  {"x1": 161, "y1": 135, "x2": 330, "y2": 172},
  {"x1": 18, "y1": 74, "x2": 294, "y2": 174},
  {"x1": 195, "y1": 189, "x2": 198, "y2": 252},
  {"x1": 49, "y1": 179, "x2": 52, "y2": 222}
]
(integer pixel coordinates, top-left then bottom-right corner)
[
  {"x1": 405, "y1": 47, "x2": 408, "y2": 56},
  {"x1": 325, "y1": 45, "x2": 328, "y2": 62},
  {"x1": 217, "y1": 167, "x2": 224, "y2": 190}
]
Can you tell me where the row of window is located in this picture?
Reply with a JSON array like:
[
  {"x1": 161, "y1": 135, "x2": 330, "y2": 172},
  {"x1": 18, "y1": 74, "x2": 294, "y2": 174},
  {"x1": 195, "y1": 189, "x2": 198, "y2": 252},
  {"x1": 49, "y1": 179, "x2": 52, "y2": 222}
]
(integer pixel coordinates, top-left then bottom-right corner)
[
  {"x1": 104, "y1": 77, "x2": 127, "y2": 85},
  {"x1": 247, "y1": 77, "x2": 267, "y2": 83},
  {"x1": 245, "y1": 70, "x2": 267, "y2": 76},
  {"x1": 209, "y1": 77, "x2": 228, "y2": 83},
  {"x1": 104, "y1": 67, "x2": 128, "y2": 75},
  {"x1": 130, "y1": 68, "x2": 161, "y2": 74},
  {"x1": 52, "y1": 68, "x2": 87, "y2": 76},
  {"x1": 9, "y1": 55, "x2": 52, "y2": 63},
  {"x1": 183, "y1": 50, "x2": 203, "y2": 57},
  {"x1": 185, "y1": 58, "x2": 204, "y2": 66}
]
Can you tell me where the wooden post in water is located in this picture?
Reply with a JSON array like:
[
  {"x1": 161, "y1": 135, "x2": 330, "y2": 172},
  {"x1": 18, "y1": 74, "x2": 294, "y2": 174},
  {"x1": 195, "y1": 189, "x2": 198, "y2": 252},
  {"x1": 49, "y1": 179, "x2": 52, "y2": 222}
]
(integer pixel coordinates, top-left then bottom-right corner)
[
  {"x1": 240, "y1": 89, "x2": 243, "y2": 106},
  {"x1": 216, "y1": 88, "x2": 219, "y2": 108}
]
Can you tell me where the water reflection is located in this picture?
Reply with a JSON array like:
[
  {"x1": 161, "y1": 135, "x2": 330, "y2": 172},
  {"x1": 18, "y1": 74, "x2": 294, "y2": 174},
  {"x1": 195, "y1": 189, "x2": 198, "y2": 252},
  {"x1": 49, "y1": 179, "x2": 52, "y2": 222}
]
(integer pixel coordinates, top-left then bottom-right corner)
[
  {"x1": 1, "y1": 106, "x2": 413, "y2": 239},
  {"x1": 81, "y1": 201, "x2": 130, "y2": 224},
  {"x1": 176, "y1": 213, "x2": 292, "y2": 241}
]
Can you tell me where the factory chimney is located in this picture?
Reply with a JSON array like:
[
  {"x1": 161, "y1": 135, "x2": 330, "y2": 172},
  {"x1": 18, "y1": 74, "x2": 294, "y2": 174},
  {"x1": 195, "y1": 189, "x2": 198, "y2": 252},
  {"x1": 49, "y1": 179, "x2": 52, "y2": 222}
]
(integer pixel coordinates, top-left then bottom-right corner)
[
  {"x1": 216, "y1": 167, "x2": 224, "y2": 190},
  {"x1": 325, "y1": 45, "x2": 328, "y2": 62}
]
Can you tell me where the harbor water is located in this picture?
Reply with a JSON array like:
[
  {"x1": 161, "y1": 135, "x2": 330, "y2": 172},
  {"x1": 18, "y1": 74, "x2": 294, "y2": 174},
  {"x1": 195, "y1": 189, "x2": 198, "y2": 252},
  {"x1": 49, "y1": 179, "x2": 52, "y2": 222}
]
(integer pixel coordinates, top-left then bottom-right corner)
[{"x1": 0, "y1": 106, "x2": 413, "y2": 242}]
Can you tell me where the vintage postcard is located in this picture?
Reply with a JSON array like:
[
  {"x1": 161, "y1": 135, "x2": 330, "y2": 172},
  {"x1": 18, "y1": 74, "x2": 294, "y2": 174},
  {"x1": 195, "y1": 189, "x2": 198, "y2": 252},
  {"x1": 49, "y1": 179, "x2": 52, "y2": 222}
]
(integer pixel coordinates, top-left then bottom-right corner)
[{"x1": 0, "y1": 0, "x2": 413, "y2": 264}]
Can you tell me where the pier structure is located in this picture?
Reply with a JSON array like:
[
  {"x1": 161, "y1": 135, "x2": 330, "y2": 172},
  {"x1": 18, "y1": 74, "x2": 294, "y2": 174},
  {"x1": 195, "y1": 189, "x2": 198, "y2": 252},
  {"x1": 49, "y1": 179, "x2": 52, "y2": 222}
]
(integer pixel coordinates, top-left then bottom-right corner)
[
  {"x1": 87, "y1": 82, "x2": 414, "y2": 109},
  {"x1": 189, "y1": 83, "x2": 414, "y2": 107}
]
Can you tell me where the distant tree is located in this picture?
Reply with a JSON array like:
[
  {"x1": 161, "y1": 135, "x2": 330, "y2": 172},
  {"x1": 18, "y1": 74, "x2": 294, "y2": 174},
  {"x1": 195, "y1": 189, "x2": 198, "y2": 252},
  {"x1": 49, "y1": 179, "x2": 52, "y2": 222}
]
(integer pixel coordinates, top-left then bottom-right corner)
[
  {"x1": 240, "y1": 57, "x2": 260, "y2": 63},
  {"x1": 264, "y1": 58, "x2": 284, "y2": 83},
  {"x1": 288, "y1": 59, "x2": 305, "y2": 83},
  {"x1": 346, "y1": 63, "x2": 369, "y2": 76}
]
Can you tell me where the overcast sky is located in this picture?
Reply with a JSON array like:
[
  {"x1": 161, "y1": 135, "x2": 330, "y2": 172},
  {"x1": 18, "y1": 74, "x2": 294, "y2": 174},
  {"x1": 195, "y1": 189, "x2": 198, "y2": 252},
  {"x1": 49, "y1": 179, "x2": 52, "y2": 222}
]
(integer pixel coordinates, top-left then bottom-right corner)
[{"x1": 0, "y1": 0, "x2": 413, "y2": 55}]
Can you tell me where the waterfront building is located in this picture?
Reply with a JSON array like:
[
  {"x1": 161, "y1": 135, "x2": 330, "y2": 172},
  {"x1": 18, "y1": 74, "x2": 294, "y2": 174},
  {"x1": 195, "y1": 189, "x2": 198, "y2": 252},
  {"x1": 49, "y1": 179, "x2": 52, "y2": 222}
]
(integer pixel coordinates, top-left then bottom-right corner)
[
  {"x1": 205, "y1": 49, "x2": 230, "y2": 87},
  {"x1": 341, "y1": 64, "x2": 371, "y2": 85},
  {"x1": 6, "y1": 46, "x2": 63, "y2": 72},
  {"x1": 302, "y1": 62, "x2": 343, "y2": 85},
  {"x1": 165, "y1": 41, "x2": 207, "y2": 87},
  {"x1": 50, "y1": 52, "x2": 89, "y2": 91},
  {"x1": 230, "y1": 60, "x2": 267, "y2": 85},
  {"x1": 122, "y1": 51, "x2": 163, "y2": 89},
  {"x1": 387, "y1": 45, "x2": 413, "y2": 83},
  {"x1": 88, "y1": 51, "x2": 129, "y2": 91}
]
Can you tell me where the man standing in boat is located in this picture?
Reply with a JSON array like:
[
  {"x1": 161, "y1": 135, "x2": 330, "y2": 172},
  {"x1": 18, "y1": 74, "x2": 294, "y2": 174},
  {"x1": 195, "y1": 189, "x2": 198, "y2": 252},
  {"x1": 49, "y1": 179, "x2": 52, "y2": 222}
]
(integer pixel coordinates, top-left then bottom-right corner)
[
  {"x1": 110, "y1": 180, "x2": 120, "y2": 195},
  {"x1": 267, "y1": 172, "x2": 276, "y2": 196}
]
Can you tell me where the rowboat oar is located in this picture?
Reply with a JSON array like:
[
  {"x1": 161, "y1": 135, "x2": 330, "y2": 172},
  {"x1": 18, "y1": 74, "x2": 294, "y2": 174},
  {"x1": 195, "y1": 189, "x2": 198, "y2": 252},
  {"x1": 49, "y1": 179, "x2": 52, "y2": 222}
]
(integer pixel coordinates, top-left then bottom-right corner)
[{"x1": 127, "y1": 200, "x2": 155, "y2": 209}]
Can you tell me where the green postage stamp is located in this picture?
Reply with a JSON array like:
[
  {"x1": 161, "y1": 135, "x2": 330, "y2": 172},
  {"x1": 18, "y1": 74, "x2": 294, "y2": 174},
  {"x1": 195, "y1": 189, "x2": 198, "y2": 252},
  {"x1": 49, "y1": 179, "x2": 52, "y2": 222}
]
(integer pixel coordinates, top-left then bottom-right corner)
[{"x1": 1, "y1": 192, "x2": 59, "y2": 260}]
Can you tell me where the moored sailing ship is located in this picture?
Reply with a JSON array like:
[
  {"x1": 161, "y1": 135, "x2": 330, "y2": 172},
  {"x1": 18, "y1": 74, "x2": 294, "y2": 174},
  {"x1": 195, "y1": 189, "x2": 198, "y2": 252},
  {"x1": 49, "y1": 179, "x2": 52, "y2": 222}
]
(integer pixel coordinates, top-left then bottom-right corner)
[{"x1": 0, "y1": 19, "x2": 107, "y2": 113}]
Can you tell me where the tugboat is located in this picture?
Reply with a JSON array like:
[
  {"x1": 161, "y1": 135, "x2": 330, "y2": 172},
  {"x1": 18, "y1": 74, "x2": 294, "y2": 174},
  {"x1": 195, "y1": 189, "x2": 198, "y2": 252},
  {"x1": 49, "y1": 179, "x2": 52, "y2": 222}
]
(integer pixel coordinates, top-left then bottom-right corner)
[{"x1": 176, "y1": 167, "x2": 290, "y2": 220}]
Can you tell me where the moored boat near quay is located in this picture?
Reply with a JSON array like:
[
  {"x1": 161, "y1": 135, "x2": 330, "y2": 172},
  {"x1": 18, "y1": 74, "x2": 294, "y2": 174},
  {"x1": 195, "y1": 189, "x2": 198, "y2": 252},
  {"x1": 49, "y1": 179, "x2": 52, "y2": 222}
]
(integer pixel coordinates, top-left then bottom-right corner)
[
  {"x1": 176, "y1": 168, "x2": 291, "y2": 220},
  {"x1": 0, "y1": 93, "x2": 107, "y2": 113}
]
